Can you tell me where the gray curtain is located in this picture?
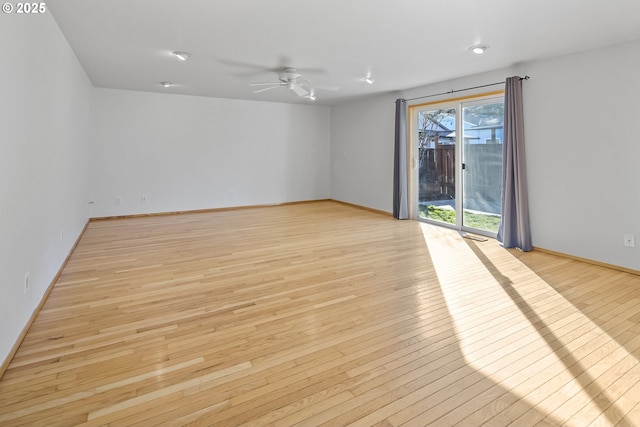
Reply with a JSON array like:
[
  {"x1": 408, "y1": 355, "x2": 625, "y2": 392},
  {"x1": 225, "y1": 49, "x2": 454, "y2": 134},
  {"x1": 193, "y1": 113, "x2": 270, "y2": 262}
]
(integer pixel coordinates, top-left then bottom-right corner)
[
  {"x1": 393, "y1": 98, "x2": 408, "y2": 219},
  {"x1": 497, "y1": 77, "x2": 532, "y2": 251}
]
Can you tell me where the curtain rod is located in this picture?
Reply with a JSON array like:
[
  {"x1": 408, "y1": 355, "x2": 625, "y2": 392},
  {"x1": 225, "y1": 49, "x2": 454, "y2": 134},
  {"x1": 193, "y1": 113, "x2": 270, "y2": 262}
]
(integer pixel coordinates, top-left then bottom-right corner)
[{"x1": 404, "y1": 75, "x2": 529, "y2": 102}]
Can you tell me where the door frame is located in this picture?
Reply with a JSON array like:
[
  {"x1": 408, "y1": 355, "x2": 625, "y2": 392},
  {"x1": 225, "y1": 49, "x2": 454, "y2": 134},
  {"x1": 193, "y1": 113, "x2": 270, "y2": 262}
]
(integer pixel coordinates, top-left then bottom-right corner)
[{"x1": 408, "y1": 91, "x2": 504, "y2": 236}]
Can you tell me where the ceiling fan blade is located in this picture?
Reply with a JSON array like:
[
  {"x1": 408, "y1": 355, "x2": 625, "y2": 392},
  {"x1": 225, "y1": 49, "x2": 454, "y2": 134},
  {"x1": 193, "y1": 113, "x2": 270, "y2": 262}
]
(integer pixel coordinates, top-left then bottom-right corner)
[
  {"x1": 295, "y1": 67, "x2": 327, "y2": 75},
  {"x1": 218, "y1": 58, "x2": 273, "y2": 71},
  {"x1": 253, "y1": 86, "x2": 281, "y2": 94},
  {"x1": 218, "y1": 57, "x2": 327, "y2": 76},
  {"x1": 250, "y1": 82, "x2": 282, "y2": 86},
  {"x1": 291, "y1": 84, "x2": 308, "y2": 97}
]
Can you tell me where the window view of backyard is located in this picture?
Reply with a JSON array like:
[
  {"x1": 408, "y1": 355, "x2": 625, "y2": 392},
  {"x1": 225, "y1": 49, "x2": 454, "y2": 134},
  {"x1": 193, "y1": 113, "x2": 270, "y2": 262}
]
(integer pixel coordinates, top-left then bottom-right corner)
[{"x1": 417, "y1": 100, "x2": 504, "y2": 234}]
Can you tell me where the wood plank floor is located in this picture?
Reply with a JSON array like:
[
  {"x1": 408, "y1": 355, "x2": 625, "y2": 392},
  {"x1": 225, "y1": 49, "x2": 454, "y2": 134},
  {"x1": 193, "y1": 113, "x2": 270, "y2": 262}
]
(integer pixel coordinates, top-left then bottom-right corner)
[{"x1": 1, "y1": 200, "x2": 640, "y2": 426}]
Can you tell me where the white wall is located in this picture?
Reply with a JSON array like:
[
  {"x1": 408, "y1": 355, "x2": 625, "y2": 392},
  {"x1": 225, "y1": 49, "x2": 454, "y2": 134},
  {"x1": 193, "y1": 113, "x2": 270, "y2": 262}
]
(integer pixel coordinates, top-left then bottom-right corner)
[
  {"x1": 520, "y1": 40, "x2": 640, "y2": 271},
  {"x1": 0, "y1": 12, "x2": 92, "y2": 363},
  {"x1": 330, "y1": 92, "x2": 397, "y2": 212},
  {"x1": 90, "y1": 89, "x2": 331, "y2": 217},
  {"x1": 331, "y1": 44, "x2": 640, "y2": 271}
]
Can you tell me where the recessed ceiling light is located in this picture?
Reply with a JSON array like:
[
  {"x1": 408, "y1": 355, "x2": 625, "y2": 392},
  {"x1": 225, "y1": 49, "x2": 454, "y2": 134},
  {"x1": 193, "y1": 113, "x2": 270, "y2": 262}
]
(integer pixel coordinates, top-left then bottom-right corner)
[
  {"x1": 470, "y1": 45, "x2": 488, "y2": 55},
  {"x1": 172, "y1": 51, "x2": 191, "y2": 61},
  {"x1": 363, "y1": 72, "x2": 375, "y2": 84},
  {"x1": 361, "y1": 70, "x2": 375, "y2": 85},
  {"x1": 160, "y1": 81, "x2": 173, "y2": 88}
]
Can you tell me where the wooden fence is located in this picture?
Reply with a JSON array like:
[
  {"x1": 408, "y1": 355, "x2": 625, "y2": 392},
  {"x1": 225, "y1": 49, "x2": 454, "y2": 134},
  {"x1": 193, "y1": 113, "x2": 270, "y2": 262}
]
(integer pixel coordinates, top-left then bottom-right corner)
[{"x1": 419, "y1": 144, "x2": 502, "y2": 212}]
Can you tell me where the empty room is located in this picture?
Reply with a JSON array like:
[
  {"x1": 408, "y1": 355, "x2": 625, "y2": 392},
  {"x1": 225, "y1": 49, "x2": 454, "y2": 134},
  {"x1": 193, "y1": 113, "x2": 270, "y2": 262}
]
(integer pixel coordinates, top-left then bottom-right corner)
[{"x1": 2, "y1": 1, "x2": 640, "y2": 425}]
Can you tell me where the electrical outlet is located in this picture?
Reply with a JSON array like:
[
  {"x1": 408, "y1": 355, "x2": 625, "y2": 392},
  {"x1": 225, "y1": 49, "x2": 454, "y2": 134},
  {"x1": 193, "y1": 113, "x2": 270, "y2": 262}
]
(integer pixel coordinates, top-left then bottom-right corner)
[
  {"x1": 59, "y1": 230, "x2": 64, "y2": 247},
  {"x1": 141, "y1": 194, "x2": 148, "y2": 203},
  {"x1": 115, "y1": 197, "x2": 121, "y2": 205},
  {"x1": 624, "y1": 234, "x2": 635, "y2": 248},
  {"x1": 229, "y1": 190, "x2": 235, "y2": 199},
  {"x1": 24, "y1": 272, "x2": 29, "y2": 294}
]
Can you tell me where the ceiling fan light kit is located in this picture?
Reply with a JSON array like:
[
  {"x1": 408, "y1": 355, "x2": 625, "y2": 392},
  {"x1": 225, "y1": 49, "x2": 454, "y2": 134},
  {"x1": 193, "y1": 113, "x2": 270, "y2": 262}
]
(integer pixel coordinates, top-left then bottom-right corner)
[{"x1": 306, "y1": 89, "x2": 317, "y2": 101}]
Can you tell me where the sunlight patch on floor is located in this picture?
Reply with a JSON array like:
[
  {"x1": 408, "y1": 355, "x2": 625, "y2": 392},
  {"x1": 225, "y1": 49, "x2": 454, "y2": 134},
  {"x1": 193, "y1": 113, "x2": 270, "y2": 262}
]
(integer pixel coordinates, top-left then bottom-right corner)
[{"x1": 419, "y1": 222, "x2": 640, "y2": 426}]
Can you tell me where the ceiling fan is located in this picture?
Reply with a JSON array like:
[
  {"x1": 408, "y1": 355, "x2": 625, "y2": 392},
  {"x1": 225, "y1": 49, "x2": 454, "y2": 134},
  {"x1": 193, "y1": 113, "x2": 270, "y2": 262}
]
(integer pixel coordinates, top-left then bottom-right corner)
[
  {"x1": 250, "y1": 67, "x2": 339, "y2": 98},
  {"x1": 250, "y1": 67, "x2": 310, "y2": 96}
]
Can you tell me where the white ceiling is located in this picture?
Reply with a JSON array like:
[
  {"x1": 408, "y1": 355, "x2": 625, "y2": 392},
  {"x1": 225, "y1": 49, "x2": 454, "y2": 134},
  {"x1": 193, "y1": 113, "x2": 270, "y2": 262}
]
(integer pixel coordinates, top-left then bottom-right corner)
[{"x1": 47, "y1": 0, "x2": 640, "y2": 106}]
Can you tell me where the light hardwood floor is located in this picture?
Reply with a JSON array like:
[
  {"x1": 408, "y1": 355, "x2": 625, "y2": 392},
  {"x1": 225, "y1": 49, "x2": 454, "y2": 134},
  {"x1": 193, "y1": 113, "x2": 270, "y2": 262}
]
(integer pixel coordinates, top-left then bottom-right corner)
[{"x1": 1, "y1": 200, "x2": 640, "y2": 426}]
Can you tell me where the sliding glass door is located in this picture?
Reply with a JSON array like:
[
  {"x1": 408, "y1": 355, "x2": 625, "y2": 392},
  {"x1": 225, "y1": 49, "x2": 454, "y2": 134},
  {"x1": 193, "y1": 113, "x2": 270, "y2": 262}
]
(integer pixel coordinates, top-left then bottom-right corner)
[
  {"x1": 414, "y1": 96, "x2": 504, "y2": 236},
  {"x1": 416, "y1": 107, "x2": 457, "y2": 226}
]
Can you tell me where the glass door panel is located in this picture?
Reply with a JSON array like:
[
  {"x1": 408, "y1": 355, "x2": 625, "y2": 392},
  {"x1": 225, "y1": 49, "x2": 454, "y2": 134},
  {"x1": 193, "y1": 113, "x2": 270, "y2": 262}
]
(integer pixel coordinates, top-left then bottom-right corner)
[
  {"x1": 417, "y1": 108, "x2": 456, "y2": 225},
  {"x1": 461, "y1": 101, "x2": 504, "y2": 233}
]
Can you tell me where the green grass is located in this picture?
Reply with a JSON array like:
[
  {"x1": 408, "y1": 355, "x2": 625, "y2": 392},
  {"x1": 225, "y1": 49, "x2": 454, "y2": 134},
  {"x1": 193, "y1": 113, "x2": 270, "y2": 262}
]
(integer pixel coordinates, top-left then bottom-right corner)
[
  {"x1": 419, "y1": 204, "x2": 456, "y2": 224},
  {"x1": 463, "y1": 210, "x2": 501, "y2": 232},
  {"x1": 418, "y1": 204, "x2": 501, "y2": 232}
]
